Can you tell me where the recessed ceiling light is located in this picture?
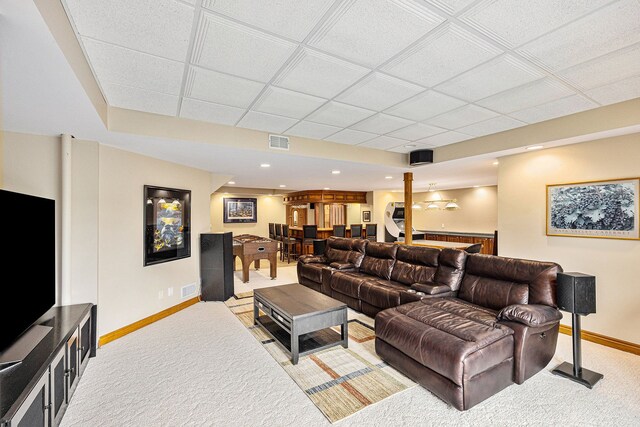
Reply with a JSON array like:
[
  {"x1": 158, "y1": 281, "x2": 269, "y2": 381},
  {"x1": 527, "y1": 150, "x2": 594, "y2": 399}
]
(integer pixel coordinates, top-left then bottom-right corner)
[
  {"x1": 227, "y1": 181, "x2": 235, "y2": 184},
  {"x1": 473, "y1": 185, "x2": 480, "y2": 188},
  {"x1": 260, "y1": 163, "x2": 271, "y2": 168},
  {"x1": 332, "y1": 170, "x2": 341, "y2": 174},
  {"x1": 323, "y1": 187, "x2": 330, "y2": 190},
  {"x1": 493, "y1": 160, "x2": 499, "y2": 165},
  {"x1": 279, "y1": 184, "x2": 286, "y2": 188},
  {"x1": 526, "y1": 145, "x2": 544, "y2": 150},
  {"x1": 385, "y1": 176, "x2": 393, "y2": 179},
  {"x1": 405, "y1": 144, "x2": 417, "y2": 148}
]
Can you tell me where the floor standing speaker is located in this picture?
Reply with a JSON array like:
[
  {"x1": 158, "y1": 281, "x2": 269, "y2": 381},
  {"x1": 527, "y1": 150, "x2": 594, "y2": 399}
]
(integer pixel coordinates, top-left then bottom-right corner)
[
  {"x1": 552, "y1": 272, "x2": 603, "y2": 388},
  {"x1": 200, "y1": 233, "x2": 234, "y2": 301}
]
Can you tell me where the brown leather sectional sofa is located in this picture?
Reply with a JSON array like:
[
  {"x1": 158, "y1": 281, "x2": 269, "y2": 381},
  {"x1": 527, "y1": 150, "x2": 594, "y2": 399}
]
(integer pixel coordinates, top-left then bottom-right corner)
[{"x1": 297, "y1": 237, "x2": 563, "y2": 410}]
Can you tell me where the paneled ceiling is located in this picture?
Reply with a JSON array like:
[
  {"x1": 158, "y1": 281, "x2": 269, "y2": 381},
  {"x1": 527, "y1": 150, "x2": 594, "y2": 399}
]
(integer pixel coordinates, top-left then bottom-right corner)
[{"x1": 62, "y1": 0, "x2": 640, "y2": 153}]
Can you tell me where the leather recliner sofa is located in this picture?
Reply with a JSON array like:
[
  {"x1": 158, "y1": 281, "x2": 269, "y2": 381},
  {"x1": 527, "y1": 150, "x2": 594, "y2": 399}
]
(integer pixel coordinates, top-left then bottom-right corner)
[{"x1": 297, "y1": 237, "x2": 564, "y2": 411}]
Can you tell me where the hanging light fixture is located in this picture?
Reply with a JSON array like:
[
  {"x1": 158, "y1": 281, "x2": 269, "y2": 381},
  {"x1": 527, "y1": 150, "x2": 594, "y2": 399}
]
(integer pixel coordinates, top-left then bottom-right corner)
[{"x1": 423, "y1": 183, "x2": 461, "y2": 211}]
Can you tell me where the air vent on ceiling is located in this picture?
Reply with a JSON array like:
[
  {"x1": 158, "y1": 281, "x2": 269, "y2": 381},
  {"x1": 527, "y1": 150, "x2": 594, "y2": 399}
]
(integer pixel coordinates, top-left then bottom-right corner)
[{"x1": 269, "y1": 134, "x2": 290, "y2": 151}]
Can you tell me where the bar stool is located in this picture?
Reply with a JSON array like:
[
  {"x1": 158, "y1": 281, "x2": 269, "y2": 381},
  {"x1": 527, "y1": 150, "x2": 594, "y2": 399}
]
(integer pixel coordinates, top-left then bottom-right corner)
[
  {"x1": 350, "y1": 224, "x2": 363, "y2": 239},
  {"x1": 301, "y1": 225, "x2": 318, "y2": 255},
  {"x1": 365, "y1": 224, "x2": 377, "y2": 242},
  {"x1": 313, "y1": 239, "x2": 327, "y2": 256},
  {"x1": 268, "y1": 223, "x2": 275, "y2": 240},
  {"x1": 274, "y1": 223, "x2": 283, "y2": 257},
  {"x1": 333, "y1": 224, "x2": 346, "y2": 237},
  {"x1": 281, "y1": 225, "x2": 299, "y2": 263}
]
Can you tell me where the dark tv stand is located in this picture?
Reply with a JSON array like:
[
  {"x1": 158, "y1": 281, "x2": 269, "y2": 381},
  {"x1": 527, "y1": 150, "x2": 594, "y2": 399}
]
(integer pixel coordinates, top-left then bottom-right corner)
[
  {"x1": 0, "y1": 304, "x2": 96, "y2": 426},
  {"x1": 0, "y1": 325, "x2": 53, "y2": 371}
]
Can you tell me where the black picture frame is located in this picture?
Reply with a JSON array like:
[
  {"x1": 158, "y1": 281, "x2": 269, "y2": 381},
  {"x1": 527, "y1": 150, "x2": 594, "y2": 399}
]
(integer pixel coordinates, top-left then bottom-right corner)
[
  {"x1": 362, "y1": 210, "x2": 371, "y2": 222},
  {"x1": 144, "y1": 185, "x2": 191, "y2": 266},
  {"x1": 224, "y1": 198, "x2": 258, "y2": 223}
]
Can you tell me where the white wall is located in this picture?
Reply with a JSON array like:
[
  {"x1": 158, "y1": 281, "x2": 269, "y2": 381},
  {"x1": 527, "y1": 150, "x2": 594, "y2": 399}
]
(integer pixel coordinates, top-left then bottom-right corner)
[
  {"x1": 98, "y1": 146, "x2": 213, "y2": 336},
  {"x1": 210, "y1": 192, "x2": 285, "y2": 237},
  {"x1": 498, "y1": 134, "x2": 640, "y2": 344}
]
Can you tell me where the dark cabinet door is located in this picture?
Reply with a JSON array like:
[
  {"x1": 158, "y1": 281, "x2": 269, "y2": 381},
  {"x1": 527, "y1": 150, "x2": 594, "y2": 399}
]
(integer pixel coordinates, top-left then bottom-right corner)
[
  {"x1": 78, "y1": 313, "x2": 91, "y2": 377},
  {"x1": 11, "y1": 371, "x2": 50, "y2": 427},
  {"x1": 66, "y1": 331, "x2": 79, "y2": 400},
  {"x1": 51, "y1": 347, "x2": 67, "y2": 427}
]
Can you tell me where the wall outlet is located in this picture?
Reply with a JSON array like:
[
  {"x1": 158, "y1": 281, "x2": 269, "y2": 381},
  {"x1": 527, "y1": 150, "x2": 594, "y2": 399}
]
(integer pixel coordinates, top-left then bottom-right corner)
[
  {"x1": 167, "y1": 287, "x2": 174, "y2": 297},
  {"x1": 441, "y1": 223, "x2": 445, "y2": 229},
  {"x1": 158, "y1": 290, "x2": 164, "y2": 299}
]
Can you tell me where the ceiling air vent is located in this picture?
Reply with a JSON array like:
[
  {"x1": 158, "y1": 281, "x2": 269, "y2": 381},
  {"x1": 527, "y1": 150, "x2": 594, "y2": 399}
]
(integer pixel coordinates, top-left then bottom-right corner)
[{"x1": 269, "y1": 134, "x2": 290, "y2": 151}]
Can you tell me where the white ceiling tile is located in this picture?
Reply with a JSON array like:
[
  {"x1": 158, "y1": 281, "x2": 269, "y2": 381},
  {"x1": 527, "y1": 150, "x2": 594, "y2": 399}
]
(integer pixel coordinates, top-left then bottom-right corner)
[
  {"x1": 307, "y1": 0, "x2": 444, "y2": 67},
  {"x1": 510, "y1": 95, "x2": 599, "y2": 123},
  {"x1": 81, "y1": 38, "x2": 183, "y2": 95},
  {"x1": 202, "y1": 0, "x2": 334, "y2": 42},
  {"x1": 273, "y1": 48, "x2": 370, "y2": 98},
  {"x1": 350, "y1": 114, "x2": 414, "y2": 134},
  {"x1": 180, "y1": 98, "x2": 245, "y2": 126},
  {"x1": 237, "y1": 111, "x2": 299, "y2": 133},
  {"x1": 436, "y1": 55, "x2": 544, "y2": 101},
  {"x1": 476, "y1": 78, "x2": 575, "y2": 114},
  {"x1": 461, "y1": 0, "x2": 611, "y2": 48},
  {"x1": 385, "y1": 90, "x2": 466, "y2": 121},
  {"x1": 425, "y1": 104, "x2": 499, "y2": 129},
  {"x1": 324, "y1": 129, "x2": 378, "y2": 145},
  {"x1": 388, "y1": 143, "x2": 435, "y2": 154},
  {"x1": 383, "y1": 24, "x2": 501, "y2": 87},
  {"x1": 358, "y1": 136, "x2": 406, "y2": 150},
  {"x1": 456, "y1": 115, "x2": 526, "y2": 137},
  {"x1": 517, "y1": 0, "x2": 640, "y2": 71},
  {"x1": 253, "y1": 87, "x2": 326, "y2": 119},
  {"x1": 306, "y1": 101, "x2": 376, "y2": 127},
  {"x1": 102, "y1": 82, "x2": 178, "y2": 116},
  {"x1": 414, "y1": 131, "x2": 472, "y2": 146},
  {"x1": 187, "y1": 67, "x2": 264, "y2": 108},
  {"x1": 388, "y1": 123, "x2": 446, "y2": 140},
  {"x1": 336, "y1": 73, "x2": 424, "y2": 111},
  {"x1": 285, "y1": 121, "x2": 341, "y2": 140},
  {"x1": 424, "y1": 0, "x2": 478, "y2": 15},
  {"x1": 585, "y1": 74, "x2": 640, "y2": 105},
  {"x1": 558, "y1": 44, "x2": 640, "y2": 91},
  {"x1": 65, "y1": 0, "x2": 194, "y2": 61},
  {"x1": 193, "y1": 13, "x2": 297, "y2": 82}
]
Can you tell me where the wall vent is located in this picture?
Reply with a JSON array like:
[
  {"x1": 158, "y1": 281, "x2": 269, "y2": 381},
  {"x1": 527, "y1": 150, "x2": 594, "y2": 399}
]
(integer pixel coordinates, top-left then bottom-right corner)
[
  {"x1": 269, "y1": 134, "x2": 290, "y2": 150},
  {"x1": 181, "y1": 283, "x2": 198, "y2": 298}
]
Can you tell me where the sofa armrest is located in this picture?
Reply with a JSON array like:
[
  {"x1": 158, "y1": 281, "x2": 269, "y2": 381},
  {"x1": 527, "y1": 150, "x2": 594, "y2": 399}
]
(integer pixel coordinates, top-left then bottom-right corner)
[
  {"x1": 329, "y1": 261, "x2": 355, "y2": 270},
  {"x1": 411, "y1": 282, "x2": 452, "y2": 295},
  {"x1": 299, "y1": 255, "x2": 327, "y2": 264},
  {"x1": 498, "y1": 304, "x2": 562, "y2": 328}
]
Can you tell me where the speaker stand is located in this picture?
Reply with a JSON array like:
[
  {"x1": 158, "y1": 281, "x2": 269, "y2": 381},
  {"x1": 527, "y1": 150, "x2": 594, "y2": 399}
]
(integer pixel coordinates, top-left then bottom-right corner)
[{"x1": 552, "y1": 314, "x2": 603, "y2": 388}]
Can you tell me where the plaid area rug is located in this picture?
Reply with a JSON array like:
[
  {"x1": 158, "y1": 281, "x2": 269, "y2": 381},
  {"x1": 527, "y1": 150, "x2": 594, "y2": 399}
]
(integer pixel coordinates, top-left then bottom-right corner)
[{"x1": 225, "y1": 296, "x2": 416, "y2": 423}]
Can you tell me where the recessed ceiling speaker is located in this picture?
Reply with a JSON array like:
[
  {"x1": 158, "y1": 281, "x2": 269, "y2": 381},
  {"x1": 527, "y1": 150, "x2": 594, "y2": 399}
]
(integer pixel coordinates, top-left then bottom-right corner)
[{"x1": 409, "y1": 149, "x2": 433, "y2": 166}]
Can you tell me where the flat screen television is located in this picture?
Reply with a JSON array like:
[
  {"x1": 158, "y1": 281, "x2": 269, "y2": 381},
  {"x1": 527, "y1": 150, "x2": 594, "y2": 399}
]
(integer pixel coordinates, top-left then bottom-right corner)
[{"x1": 0, "y1": 190, "x2": 56, "y2": 353}]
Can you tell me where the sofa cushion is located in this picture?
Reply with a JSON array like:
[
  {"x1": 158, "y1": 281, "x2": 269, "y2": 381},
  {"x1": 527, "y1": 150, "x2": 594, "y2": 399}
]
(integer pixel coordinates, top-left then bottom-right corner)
[
  {"x1": 330, "y1": 271, "x2": 372, "y2": 299},
  {"x1": 298, "y1": 262, "x2": 324, "y2": 284},
  {"x1": 391, "y1": 245, "x2": 439, "y2": 285},
  {"x1": 299, "y1": 255, "x2": 327, "y2": 264},
  {"x1": 359, "y1": 279, "x2": 407, "y2": 309},
  {"x1": 434, "y1": 249, "x2": 467, "y2": 291},
  {"x1": 375, "y1": 298, "x2": 513, "y2": 386},
  {"x1": 360, "y1": 242, "x2": 398, "y2": 280},
  {"x1": 325, "y1": 237, "x2": 367, "y2": 267},
  {"x1": 458, "y1": 254, "x2": 562, "y2": 310}
]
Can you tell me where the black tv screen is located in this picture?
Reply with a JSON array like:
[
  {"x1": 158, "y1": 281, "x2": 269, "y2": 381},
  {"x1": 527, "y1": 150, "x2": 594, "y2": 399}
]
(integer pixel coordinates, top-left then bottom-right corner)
[{"x1": 0, "y1": 190, "x2": 56, "y2": 352}]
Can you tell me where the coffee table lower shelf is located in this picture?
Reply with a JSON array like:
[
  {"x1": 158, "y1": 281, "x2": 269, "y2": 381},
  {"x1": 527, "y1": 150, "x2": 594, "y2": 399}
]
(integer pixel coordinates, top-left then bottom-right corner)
[{"x1": 255, "y1": 314, "x2": 346, "y2": 364}]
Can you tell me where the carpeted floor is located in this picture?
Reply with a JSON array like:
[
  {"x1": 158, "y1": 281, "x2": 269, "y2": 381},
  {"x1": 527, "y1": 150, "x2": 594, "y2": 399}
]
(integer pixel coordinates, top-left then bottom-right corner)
[{"x1": 60, "y1": 266, "x2": 640, "y2": 426}]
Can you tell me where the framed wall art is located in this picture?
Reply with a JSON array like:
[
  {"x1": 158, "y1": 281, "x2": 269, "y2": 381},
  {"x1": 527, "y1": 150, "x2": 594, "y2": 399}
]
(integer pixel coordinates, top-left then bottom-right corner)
[
  {"x1": 144, "y1": 185, "x2": 191, "y2": 266},
  {"x1": 224, "y1": 198, "x2": 257, "y2": 223},
  {"x1": 546, "y1": 178, "x2": 639, "y2": 240},
  {"x1": 362, "y1": 210, "x2": 371, "y2": 223}
]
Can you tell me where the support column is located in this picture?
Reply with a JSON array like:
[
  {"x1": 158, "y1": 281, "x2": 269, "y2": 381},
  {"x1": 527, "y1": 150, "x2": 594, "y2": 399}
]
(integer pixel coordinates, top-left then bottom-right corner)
[
  {"x1": 61, "y1": 134, "x2": 72, "y2": 305},
  {"x1": 404, "y1": 172, "x2": 413, "y2": 245}
]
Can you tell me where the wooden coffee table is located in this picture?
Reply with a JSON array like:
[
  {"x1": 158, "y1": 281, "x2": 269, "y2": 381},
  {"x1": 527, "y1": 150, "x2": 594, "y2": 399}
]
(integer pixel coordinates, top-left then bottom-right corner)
[{"x1": 253, "y1": 284, "x2": 348, "y2": 365}]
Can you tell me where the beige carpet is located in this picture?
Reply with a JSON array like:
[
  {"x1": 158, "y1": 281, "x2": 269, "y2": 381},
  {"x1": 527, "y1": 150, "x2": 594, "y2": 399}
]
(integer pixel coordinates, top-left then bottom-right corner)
[{"x1": 225, "y1": 295, "x2": 416, "y2": 423}]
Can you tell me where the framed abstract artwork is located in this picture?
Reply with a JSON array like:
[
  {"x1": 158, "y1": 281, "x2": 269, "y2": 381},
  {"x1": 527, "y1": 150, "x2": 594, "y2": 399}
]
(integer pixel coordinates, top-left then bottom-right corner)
[
  {"x1": 224, "y1": 198, "x2": 257, "y2": 223},
  {"x1": 546, "y1": 178, "x2": 639, "y2": 240},
  {"x1": 144, "y1": 185, "x2": 191, "y2": 266}
]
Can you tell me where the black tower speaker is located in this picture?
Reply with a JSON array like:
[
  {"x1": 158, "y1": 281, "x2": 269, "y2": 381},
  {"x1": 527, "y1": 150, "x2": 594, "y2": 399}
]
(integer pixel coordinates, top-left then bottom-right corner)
[
  {"x1": 409, "y1": 149, "x2": 433, "y2": 166},
  {"x1": 552, "y1": 272, "x2": 603, "y2": 388},
  {"x1": 200, "y1": 232, "x2": 234, "y2": 301},
  {"x1": 557, "y1": 272, "x2": 596, "y2": 315}
]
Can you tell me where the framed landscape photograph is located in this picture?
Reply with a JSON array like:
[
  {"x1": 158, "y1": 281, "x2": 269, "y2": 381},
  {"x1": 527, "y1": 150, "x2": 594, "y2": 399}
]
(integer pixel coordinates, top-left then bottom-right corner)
[
  {"x1": 224, "y1": 198, "x2": 257, "y2": 223},
  {"x1": 547, "y1": 178, "x2": 639, "y2": 240},
  {"x1": 144, "y1": 185, "x2": 191, "y2": 266},
  {"x1": 362, "y1": 210, "x2": 371, "y2": 222}
]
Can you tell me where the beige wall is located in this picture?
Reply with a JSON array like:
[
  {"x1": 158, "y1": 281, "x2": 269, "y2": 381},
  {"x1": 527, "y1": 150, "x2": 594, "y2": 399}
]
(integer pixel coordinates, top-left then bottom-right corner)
[
  {"x1": 498, "y1": 133, "x2": 640, "y2": 344},
  {"x1": 98, "y1": 146, "x2": 212, "y2": 336},
  {"x1": 210, "y1": 192, "x2": 285, "y2": 237}
]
